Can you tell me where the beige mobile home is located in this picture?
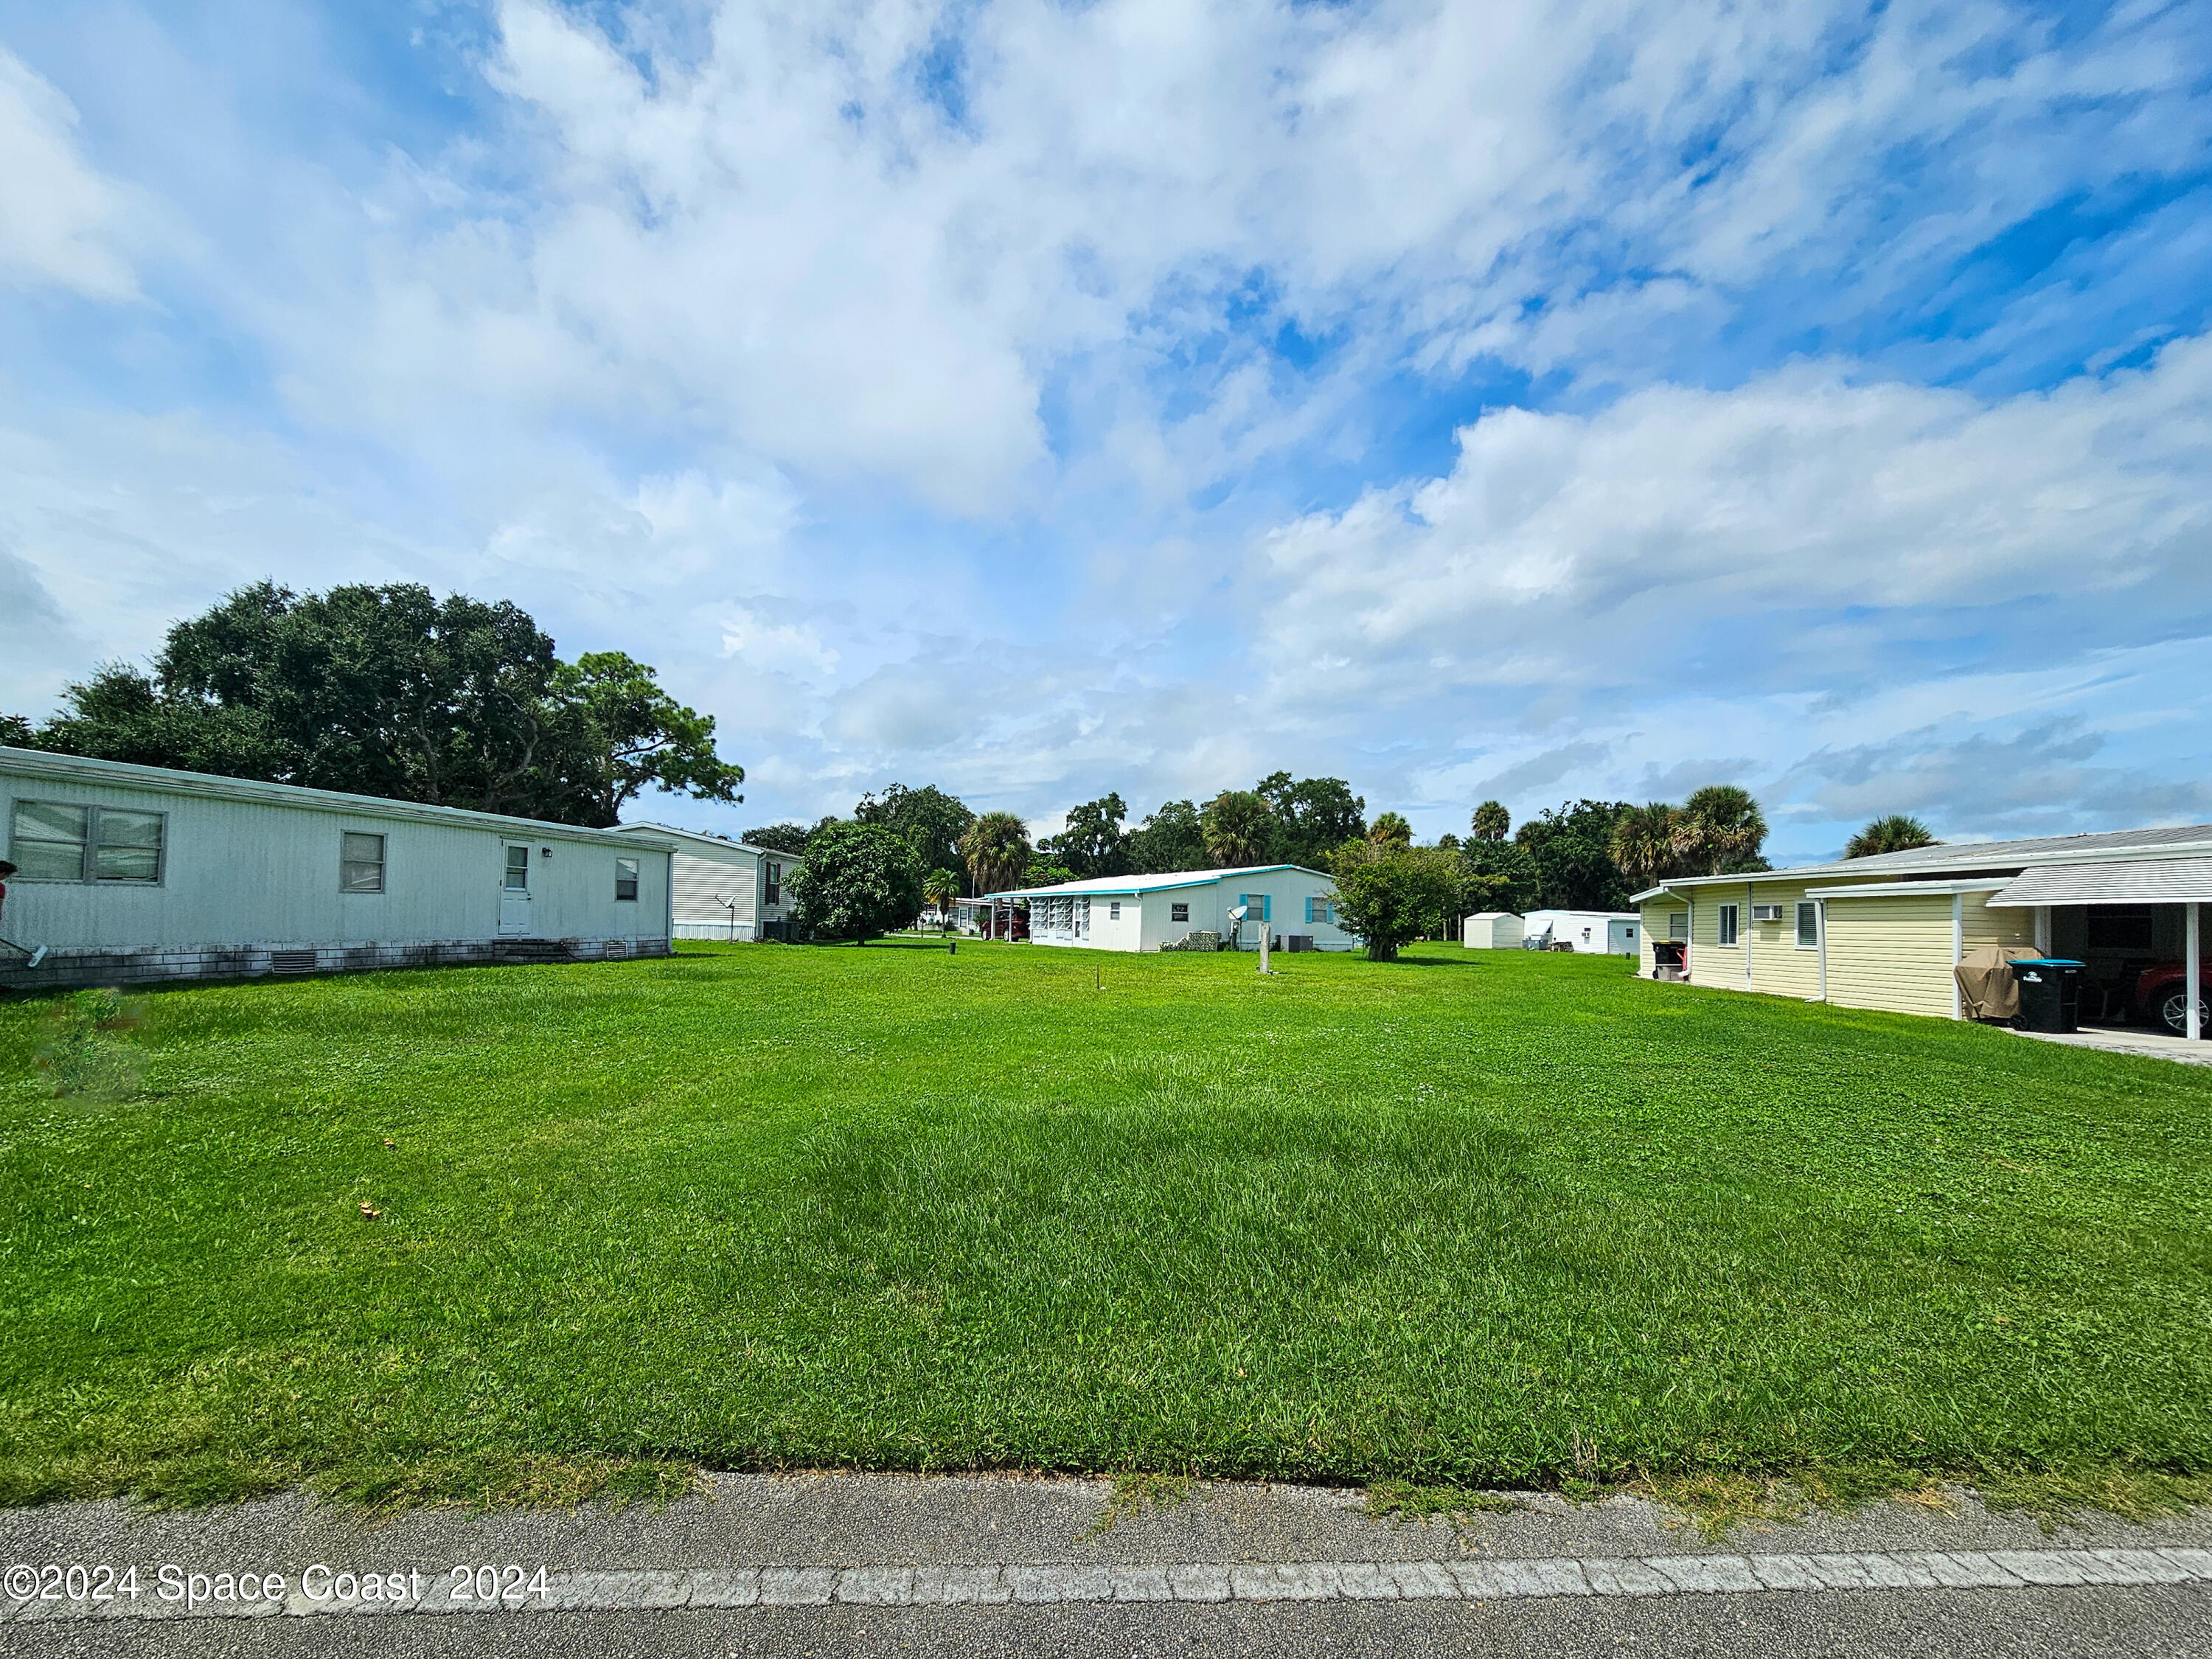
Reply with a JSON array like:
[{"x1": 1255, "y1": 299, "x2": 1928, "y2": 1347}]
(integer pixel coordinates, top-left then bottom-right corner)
[
  {"x1": 617, "y1": 822, "x2": 799, "y2": 941},
  {"x1": 1632, "y1": 823, "x2": 2212, "y2": 1032},
  {"x1": 0, "y1": 746, "x2": 673, "y2": 992},
  {"x1": 982, "y1": 864, "x2": 1357, "y2": 953}
]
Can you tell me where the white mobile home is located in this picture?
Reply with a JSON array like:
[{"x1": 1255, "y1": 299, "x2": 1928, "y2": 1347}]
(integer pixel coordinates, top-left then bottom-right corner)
[
  {"x1": 1463, "y1": 912, "x2": 1524, "y2": 949},
  {"x1": 981, "y1": 864, "x2": 1357, "y2": 953},
  {"x1": 0, "y1": 746, "x2": 673, "y2": 992},
  {"x1": 1523, "y1": 909, "x2": 1641, "y2": 955},
  {"x1": 617, "y1": 822, "x2": 799, "y2": 941}
]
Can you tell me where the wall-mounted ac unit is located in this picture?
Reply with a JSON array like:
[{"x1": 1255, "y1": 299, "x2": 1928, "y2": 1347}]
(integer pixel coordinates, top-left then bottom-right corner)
[{"x1": 1750, "y1": 903, "x2": 1787, "y2": 923}]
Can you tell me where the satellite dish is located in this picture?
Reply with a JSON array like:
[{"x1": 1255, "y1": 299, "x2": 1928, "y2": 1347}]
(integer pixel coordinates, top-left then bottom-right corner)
[{"x1": 1228, "y1": 904, "x2": 1249, "y2": 922}]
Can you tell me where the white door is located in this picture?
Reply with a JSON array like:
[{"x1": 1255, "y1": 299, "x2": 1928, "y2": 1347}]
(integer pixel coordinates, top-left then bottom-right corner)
[{"x1": 498, "y1": 843, "x2": 535, "y2": 936}]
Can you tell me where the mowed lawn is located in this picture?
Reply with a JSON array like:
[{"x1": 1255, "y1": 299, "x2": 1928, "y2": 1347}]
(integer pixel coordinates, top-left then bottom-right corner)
[{"x1": 3, "y1": 940, "x2": 2211, "y2": 1512}]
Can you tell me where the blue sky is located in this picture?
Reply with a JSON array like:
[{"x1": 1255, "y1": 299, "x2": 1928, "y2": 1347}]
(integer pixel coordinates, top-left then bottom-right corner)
[{"x1": 1, "y1": 0, "x2": 2208, "y2": 863}]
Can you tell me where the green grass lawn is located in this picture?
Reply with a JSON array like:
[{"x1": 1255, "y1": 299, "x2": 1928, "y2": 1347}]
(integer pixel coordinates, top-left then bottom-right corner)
[{"x1": 3, "y1": 940, "x2": 2211, "y2": 1516}]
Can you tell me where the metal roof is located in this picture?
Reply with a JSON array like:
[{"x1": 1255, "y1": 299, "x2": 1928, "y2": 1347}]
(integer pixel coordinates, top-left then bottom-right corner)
[
  {"x1": 1, "y1": 744, "x2": 672, "y2": 850},
  {"x1": 1632, "y1": 821, "x2": 2212, "y2": 901},
  {"x1": 1986, "y1": 856, "x2": 2212, "y2": 907},
  {"x1": 983, "y1": 863, "x2": 1329, "y2": 900},
  {"x1": 613, "y1": 821, "x2": 799, "y2": 863}
]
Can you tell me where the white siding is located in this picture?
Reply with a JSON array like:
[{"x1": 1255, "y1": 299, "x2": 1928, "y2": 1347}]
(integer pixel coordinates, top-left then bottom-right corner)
[
  {"x1": 1022, "y1": 869, "x2": 1357, "y2": 954},
  {"x1": 1, "y1": 763, "x2": 668, "y2": 955},
  {"x1": 671, "y1": 849, "x2": 757, "y2": 936}
]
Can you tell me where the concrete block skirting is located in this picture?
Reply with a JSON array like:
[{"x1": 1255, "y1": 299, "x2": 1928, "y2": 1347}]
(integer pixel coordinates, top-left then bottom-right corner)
[{"x1": 0, "y1": 936, "x2": 672, "y2": 993}]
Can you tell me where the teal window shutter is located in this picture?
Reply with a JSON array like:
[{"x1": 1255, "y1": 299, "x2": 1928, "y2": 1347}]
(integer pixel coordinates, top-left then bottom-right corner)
[{"x1": 1304, "y1": 897, "x2": 1314, "y2": 923}]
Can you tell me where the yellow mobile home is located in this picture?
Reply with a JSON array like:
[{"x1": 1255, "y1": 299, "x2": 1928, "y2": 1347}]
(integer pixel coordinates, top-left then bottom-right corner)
[{"x1": 1632, "y1": 823, "x2": 2212, "y2": 1027}]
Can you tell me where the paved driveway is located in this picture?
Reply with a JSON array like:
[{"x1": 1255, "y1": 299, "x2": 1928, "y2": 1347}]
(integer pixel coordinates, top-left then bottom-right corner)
[{"x1": 5, "y1": 1473, "x2": 2208, "y2": 1656}]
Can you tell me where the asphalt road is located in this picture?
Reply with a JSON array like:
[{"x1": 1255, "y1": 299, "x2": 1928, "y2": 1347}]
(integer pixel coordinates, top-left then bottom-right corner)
[{"x1": 4, "y1": 1473, "x2": 2208, "y2": 1658}]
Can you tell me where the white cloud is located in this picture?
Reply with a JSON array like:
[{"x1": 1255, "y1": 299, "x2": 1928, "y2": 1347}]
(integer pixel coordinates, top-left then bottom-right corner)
[
  {"x1": 720, "y1": 605, "x2": 840, "y2": 681},
  {"x1": 0, "y1": 46, "x2": 139, "y2": 299},
  {"x1": 1258, "y1": 333, "x2": 2212, "y2": 713}
]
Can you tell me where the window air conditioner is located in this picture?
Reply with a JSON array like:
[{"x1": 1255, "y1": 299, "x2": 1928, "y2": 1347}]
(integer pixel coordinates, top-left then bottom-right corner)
[{"x1": 1750, "y1": 903, "x2": 1787, "y2": 923}]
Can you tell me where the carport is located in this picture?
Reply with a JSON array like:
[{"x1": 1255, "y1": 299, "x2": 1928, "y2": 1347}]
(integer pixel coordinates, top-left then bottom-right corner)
[{"x1": 1986, "y1": 857, "x2": 2209, "y2": 1040}]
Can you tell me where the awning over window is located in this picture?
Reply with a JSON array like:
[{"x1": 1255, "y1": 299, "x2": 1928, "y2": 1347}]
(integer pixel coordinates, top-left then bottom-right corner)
[{"x1": 1986, "y1": 856, "x2": 2212, "y2": 908}]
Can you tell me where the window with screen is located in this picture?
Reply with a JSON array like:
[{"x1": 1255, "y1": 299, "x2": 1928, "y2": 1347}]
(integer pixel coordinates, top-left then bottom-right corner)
[
  {"x1": 1796, "y1": 901, "x2": 1819, "y2": 948},
  {"x1": 341, "y1": 832, "x2": 386, "y2": 893},
  {"x1": 10, "y1": 801, "x2": 164, "y2": 884},
  {"x1": 1171, "y1": 902, "x2": 1189, "y2": 922},
  {"x1": 1108, "y1": 901, "x2": 1121, "y2": 919},
  {"x1": 1717, "y1": 903, "x2": 1739, "y2": 945},
  {"x1": 764, "y1": 860, "x2": 782, "y2": 905},
  {"x1": 1668, "y1": 911, "x2": 1688, "y2": 941},
  {"x1": 615, "y1": 856, "x2": 640, "y2": 902},
  {"x1": 504, "y1": 845, "x2": 531, "y2": 890}
]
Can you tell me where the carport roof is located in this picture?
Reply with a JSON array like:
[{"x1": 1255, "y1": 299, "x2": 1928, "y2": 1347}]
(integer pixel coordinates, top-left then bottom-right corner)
[
  {"x1": 1631, "y1": 821, "x2": 2212, "y2": 902},
  {"x1": 1986, "y1": 856, "x2": 2212, "y2": 907}
]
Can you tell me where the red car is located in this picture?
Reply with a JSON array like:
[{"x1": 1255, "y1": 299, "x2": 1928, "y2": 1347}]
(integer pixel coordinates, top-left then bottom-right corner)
[{"x1": 2132, "y1": 960, "x2": 2212, "y2": 1036}]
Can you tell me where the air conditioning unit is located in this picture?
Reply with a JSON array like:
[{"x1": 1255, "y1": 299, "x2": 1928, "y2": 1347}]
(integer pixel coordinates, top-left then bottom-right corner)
[{"x1": 1750, "y1": 904, "x2": 1787, "y2": 923}]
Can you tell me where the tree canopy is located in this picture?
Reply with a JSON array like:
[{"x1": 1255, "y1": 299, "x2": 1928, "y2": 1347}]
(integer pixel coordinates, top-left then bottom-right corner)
[
  {"x1": 1512, "y1": 799, "x2": 1636, "y2": 911},
  {"x1": 1126, "y1": 799, "x2": 1206, "y2": 874},
  {"x1": 740, "y1": 822, "x2": 810, "y2": 855},
  {"x1": 1470, "y1": 799, "x2": 1510, "y2": 843},
  {"x1": 1846, "y1": 814, "x2": 1940, "y2": 858},
  {"x1": 786, "y1": 822, "x2": 924, "y2": 943},
  {"x1": 19, "y1": 582, "x2": 742, "y2": 827},
  {"x1": 1039, "y1": 792, "x2": 1131, "y2": 880},
  {"x1": 1678, "y1": 784, "x2": 1770, "y2": 876},
  {"x1": 1327, "y1": 839, "x2": 1463, "y2": 961},
  {"x1": 1200, "y1": 790, "x2": 1273, "y2": 866},
  {"x1": 854, "y1": 782, "x2": 975, "y2": 880},
  {"x1": 1257, "y1": 772, "x2": 1366, "y2": 866},
  {"x1": 959, "y1": 810, "x2": 1032, "y2": 896}
]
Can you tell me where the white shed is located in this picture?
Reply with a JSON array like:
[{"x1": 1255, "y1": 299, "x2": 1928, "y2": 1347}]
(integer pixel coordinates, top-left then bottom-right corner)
[
  {"x1": 617, "y1": 822, "x2": 800, "y2": 941},
  {"x1": 1522, "y1": 908, "x2": 1642, "y2": 955},
  {"x1": 0, "y1": 745, "x2": 673, "y2": 992},
  {"x1": 981, "y1": 864, "x2": 1357, "y2": 953},
  {"x1": 1462, "y1": 911, "x2": 1524, "y2": 949}
]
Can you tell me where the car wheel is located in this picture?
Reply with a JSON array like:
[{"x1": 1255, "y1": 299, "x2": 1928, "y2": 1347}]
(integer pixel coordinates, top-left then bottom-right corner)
[{"x1": 2159, "y1": 987, "x2": 2209, "y2": 1037}]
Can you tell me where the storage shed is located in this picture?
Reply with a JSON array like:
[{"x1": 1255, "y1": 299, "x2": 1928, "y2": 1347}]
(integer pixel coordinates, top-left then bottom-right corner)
[
  {"x1": 1463, "y1": 912, "x2": 1524, "y2": 949},
  {"x1": 615, "y1": 823, "x2": 799, "y2": 941},
  {"x1": 981, "y1": 864, "x2": 1356, "y2": 953},
  {"x1": 0, "y1": 745, "x2": 673, "y2": 992}
]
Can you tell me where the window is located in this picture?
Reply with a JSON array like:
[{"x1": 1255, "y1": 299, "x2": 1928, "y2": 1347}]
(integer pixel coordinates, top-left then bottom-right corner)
[
  {"x1": 614, "y1": 856, "x2": 640, "y2": 902},
  {"x1": 9, "y1": 801, "x2": 164, "y2": 884},
  {"x1": 1238, "y1": 893, "x2": 1271, "y2": 921},
  {"x1": 1171, "y1": 902, "x2": 1189, "y2": 922},
  {"x1": 1796, "y1": 901, "x2": 1820, "y2": 949},
  {"x1": 764, "y1": 860, "x2": 782, "y2": 906},
  {"x1": 1717, "y1": 903, "x2": 1739, "y2": 945},
  {"x1": 504, "y1": 844, "x2": 531, "y2": 891},
  {"x1": 1108, "y1": 900, "x2": 1121, "y2": 919},
  {"x1": 1305, "y1": 896, "x2": 1335, "y2": 926},
  {"x1": 1667, "y1": 911, "x2": 1688, "y2": 941},
  {"x1": 341, "y1": 832, "x2": 386, "y2": 894},
  {"x1": 2087, "y1": 906, "x2": 2154, "y2": 951}
]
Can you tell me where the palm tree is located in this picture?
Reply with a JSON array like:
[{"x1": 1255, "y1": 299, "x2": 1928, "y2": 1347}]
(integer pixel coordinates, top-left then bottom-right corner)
[
  {"x1": 1200, "y1": 790, "x2": 1273, "y2": 866},
  {"x1": 1846, "y1": 814, "x2": 1938, "y2": 858},
  {"x1": 1678, "y1": 785, "x2": 1768, "y2": 875},
  {"x1": 1610, "y1": 801, "x2": 1680, "y2": 891},
  {"x1": 922, "y1": 866, "x2": 959, "y2": 930},
  {"x1": 959, "y1": 811, "x2": 1032, "y2": 897},
  {"x1": 1470, "y1": 800, "x2": 1510, "y2": 843},
  {"x1": 1368, "y1": 810, "x2": 1413, "y2": 849}
]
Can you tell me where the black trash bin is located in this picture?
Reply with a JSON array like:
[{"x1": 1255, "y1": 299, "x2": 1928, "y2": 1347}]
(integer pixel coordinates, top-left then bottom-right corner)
[{"x1": 2010, "y1": 958, "x2": 2086, "y2": 1034}]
